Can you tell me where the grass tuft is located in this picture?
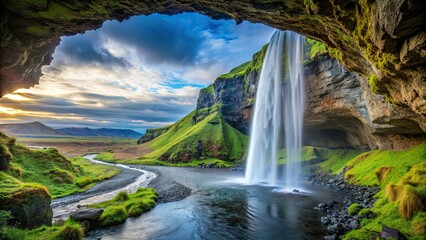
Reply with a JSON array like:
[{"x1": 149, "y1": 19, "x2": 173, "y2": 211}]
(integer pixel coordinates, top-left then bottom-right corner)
[
  {"x1": 99, "y1": 206, "x2": 128, "y2": 226},
  {"x1": 385, "y1": 184, "x2": 399, "y2": 202},
  {"x1": 375, "y1": 166, "x2": 392, "y2": 184},
  {"x1": 91, "y1": 188, "x2": 157, "y2": 226},
  {"x1": 52, "y1": 220, "x2": 83, "y2": 240},
  {"x1": 348, "y1": 203, "x2": 363, "y2": 216},
  {"x1": 398, "y1": 185, "x2": 424, "y2": 219},
  {"x1": 112, "y1": 191, "x2": 129, "y2": 202}
]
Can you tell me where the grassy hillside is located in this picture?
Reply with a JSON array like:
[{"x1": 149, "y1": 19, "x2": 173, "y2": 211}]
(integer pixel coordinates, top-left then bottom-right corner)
[
  {"x1": 0, "y1": 132, "x2": 119, "y2": 199},
  {"x1": 311, "y1": 143, "x2": 426, "y2": 239},
  {"x1": 126, "y1": 111, "x2": 248, "y2": 166}
]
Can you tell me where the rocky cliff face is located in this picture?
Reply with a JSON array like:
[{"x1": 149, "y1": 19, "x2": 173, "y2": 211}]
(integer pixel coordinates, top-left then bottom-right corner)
[
  {"x1": 1, "y1": 0, "x2": 425, "y2": 116},
  {"x1": 137, "y1": 127, "x2": 169, "y2": 144},
  {"x1": 304, "y1": 58, "x2": 426, "y2": 150},
  {"x1": 194, "y1": 50, "x2": 425, "y2": 150}
]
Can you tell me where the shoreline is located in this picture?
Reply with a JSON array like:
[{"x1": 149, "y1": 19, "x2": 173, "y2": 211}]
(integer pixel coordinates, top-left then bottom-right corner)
[
  {"x1": 132, "y1": 165, "x2": 193, "y2": 203},
  {"x1": 308, "y1": 166, "x2": 380, "y2": 239}
]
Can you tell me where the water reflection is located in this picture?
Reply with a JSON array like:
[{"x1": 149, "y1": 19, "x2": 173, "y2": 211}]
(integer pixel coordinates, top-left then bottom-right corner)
[{"x1": 87, "y1": 167, "x2": 340, "y2": 240}]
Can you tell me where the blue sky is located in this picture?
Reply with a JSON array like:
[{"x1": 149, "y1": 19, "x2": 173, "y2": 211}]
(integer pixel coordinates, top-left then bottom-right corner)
[{"x1": 0, "y1": 13, "x2": 274, "y2": 133}]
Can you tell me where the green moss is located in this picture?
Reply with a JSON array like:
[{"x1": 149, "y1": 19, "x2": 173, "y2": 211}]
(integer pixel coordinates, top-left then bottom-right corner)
[
  {"x1": 315, "y1": 148, "x2": 364, "y2": 174},
  {"x1": 305, "y1": 38, "x2": 328, "y2": 60},
  {"x1": 25, "y1": 25, "x2": 49, "y2": 36},
  {"x1": 314, "y1": 143, "x2": 426, "y2": 239},
  {"x1": 99, "y1": 206, "x2": 128, "y2": 226},
  {"x1": 246, "y1": 44, "x2": 268, "y2": 74},
  {"x1": 218, "y1": 61, "x2": 250, "y2": 80},
  {"x1": 368, "y1": 74, "x2": 379, "y2": 93},
  {"x1": 348, "y1": 203, "x2": 363, "y2": 216},
  {"x1": 50, "y1": 220, "x2": 83, "y2": 240},
  {"x1": 344, "y1": 143, "x2": 426, "y2": 187},
  {"x1": 358, "y1": 208, "x2": 374, "y2": 218},
  {"x1": 200, "y1": 84, "x2": 214, "y2": 96},
  {"x1": 112, "y1": 191, "x2": 130, "y2": 202},
  {"x1": 91, "y1": 188, "x2": 157, "y2": 226},
  {"x1": 0, "y1": 219, "x2": 84, "y2": 240}
]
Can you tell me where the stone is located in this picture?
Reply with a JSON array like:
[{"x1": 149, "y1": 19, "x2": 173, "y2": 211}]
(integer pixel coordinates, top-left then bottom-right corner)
[
  {"x1": 348, "y1": 220, "x2": 359, "y2": 230},
  {"x1": 327, "y1": 223, "x2": 343, "y2": 234},
  {"x1": 321, "y1": 216, "x2": 331, "y2": 225},
  {"x1": 323, "y1": 235, "x2": 336, "y2": 240},
  {"x1": 400, "y1": 32, "x2": 426, "y2": 66},
  {"x1": 318, "y1": 203, "x2": 326, "y2": 209},
  {"x1": 0, "y1": 186, "x2": 52, "y2": 229},
  {"x1": 70, "y1": 208, "x2": 104, "y2": 221},
  {"x1": 381, "y1": 226, "x2": 407, "y2": 239}
]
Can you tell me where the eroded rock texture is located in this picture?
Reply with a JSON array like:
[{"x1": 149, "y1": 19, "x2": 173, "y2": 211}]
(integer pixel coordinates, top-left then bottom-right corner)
[
  {"x1": 0, "y1": 0, "x2": 425, "y2": 115},
  {"x1": 194, "y1": 55, "x2": 425, "y2": 150},
  {"x1": 304, "y1": 58, "x2": 425, "y2": 150}
]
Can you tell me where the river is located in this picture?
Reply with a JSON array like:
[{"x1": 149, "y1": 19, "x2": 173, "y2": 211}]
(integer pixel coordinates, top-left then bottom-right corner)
[{"x1": 68, "y1": 163, "x2": 341, "y2": 240}]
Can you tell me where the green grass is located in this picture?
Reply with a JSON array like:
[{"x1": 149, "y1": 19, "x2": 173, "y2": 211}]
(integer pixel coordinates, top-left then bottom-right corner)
[
  {"x1": 313, "y1": 143, "x2": 426, "y2": 239},
  {"x1": 127, "y1": 158, "x2": 233, "y2": 167},
  {"x1": 348, "y1": 203, "x2": 362, "y2": 216},
  {"x1": 0, "y1": 132, "x2": 120, "y2": 199},
  {"x1": 129, "y1": 111, "x2": 247, "y2": 164},
  {"x1": 90, "y1": 188, "x2": 157, "y2": 226},
  {"x1": 344, "y1": 143, "x2": 426, "y2": 187},
  {"x1": 94, "y1": 152, "x2": 115, "y2": 162},
  {"x1": 305, "y1": 38, "x2": 328, "y2": 60},
  {"x1": 218, "y1": 61, "x2": 251, "y2": 80},
  {"x1": 0, "y1": 220, "x2": 84, "y2": 240}
]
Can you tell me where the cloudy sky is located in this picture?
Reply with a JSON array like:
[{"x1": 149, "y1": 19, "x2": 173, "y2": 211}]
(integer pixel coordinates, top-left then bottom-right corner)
[{"x1": 0, "y1": 13, "x2": 274, "y2": 133}]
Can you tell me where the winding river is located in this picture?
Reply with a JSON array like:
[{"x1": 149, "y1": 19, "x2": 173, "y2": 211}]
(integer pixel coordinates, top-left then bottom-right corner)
[
  {"x1": 52, "y1": 154, "x2": 156, "y2": 222},
  {"x1": 52, "y1": 155, "x2": 341, "y2": 239}
]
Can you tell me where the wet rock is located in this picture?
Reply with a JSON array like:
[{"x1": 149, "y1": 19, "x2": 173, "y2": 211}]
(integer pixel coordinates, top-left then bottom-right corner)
[
  {"x1": 323, "y1": 235, "x2": 337, "y2": 240},
  {"x1": 321, "y1": 216, "x2": 330, "y2": 225},
  {"x1": 70, "y1": 208, "x2": 104, "y2": 221},
  {"x1": 327, "y1": 223, "x2": 343, "y2": 234},
  {"x1": 349, "y1": 220, "x2": 359, "y2": 230},
  {"x1": 381, "y1": 226, "x2": 407, "y2": 239}
]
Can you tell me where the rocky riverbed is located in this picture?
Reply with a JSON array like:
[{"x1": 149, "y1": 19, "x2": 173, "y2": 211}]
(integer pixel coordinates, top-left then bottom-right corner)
[{"x1": 308, "y1": 167, "x2": 380, "y2": 240}]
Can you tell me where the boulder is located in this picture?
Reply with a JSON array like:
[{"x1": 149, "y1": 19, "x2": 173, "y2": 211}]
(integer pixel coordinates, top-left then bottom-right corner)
[
  {"x1": 1, "y1": 186, "x2": 52, "y2": 229},
  {"x1": 381, "y1": 226, "x2": 407, "y2": 239},
  {"x1": 70, "y1": 208, "x2": 104, "y2": 221}
]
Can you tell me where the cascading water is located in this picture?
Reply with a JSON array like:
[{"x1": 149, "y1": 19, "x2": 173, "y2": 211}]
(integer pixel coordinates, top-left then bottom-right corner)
[{"x1": 245, "y1": 30, "x2": 305, "y2": 191}]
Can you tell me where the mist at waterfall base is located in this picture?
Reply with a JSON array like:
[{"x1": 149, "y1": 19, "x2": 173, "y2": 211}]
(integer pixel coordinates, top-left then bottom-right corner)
[{"x1": 245, "y1": 30, "x2": 306, "y2": 192}]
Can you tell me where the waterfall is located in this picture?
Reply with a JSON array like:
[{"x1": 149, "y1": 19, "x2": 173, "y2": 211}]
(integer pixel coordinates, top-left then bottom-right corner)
[{"x1": 245, "y1": 31, "x2": 305, "y2": 191}]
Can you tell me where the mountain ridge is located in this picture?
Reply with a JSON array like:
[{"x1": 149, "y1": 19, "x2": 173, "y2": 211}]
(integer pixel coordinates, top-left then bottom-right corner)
[
  {"x1": 0, "y1": 122, "x2": 142, "y2": 138},
  {"x1": 58, "y1": 127, "x2": 142, "y2": 138},
  {"x1": 0, "y1": 121, "x2": 65, "y2": 136}
]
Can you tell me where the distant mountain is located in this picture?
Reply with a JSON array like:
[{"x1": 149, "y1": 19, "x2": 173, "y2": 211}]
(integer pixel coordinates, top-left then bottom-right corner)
[
  {"x1": 58, "y1": 127, "x2": 142, "y2": 138},
  {"x1": 0, "y1": 121, "x2": 65, "y2": 136}
]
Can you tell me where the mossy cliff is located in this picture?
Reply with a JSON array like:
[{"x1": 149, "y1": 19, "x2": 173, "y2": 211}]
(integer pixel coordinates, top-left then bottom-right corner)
[{"x1": 0, "y1": 0, "x2": 425, "y2": 116}]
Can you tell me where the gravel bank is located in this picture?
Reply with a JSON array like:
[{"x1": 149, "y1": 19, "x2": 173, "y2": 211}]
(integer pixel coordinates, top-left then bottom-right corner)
[
  {"x1": 134, "y1": 166, "x2": 193, "y2": 203},
  {"x1": 308, "y1": 166, "x2": 380, "y2": 240}
]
